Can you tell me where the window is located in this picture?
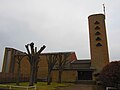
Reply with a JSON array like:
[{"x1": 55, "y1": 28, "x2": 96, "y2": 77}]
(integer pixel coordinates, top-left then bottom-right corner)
[
  {"x1": 5, "y1": 50, "x2": 11, "y2": 73},
  {"x1": 94, "y1": 21, "x2": 100, "y2": 24},
  {"x1": 95, "y1": 32, "x2": 101, "y2": 35},
  {"x1": 96, "y1": 43, "x2": 102, "y2": 47},
  {"x1": 95, "y1": 26, "x2": 100, "y2": 30},
  {"x1": 96, "y1": 37, "x2": 101, "y2": 41}
]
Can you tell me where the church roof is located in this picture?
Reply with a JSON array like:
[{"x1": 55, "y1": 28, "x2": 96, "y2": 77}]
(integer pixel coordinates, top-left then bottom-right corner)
[
  {"x1": 69, "y1": 59, "x2": 93, "y2": 70},
  {"x1": 71, "y1": 59, "x2": 91, "y2": 64}
]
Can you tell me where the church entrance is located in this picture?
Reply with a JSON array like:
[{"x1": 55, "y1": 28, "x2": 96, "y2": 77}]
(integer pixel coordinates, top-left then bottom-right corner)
[{"x1": 77, "y1": 71, "x2": 92, "y2": 80}]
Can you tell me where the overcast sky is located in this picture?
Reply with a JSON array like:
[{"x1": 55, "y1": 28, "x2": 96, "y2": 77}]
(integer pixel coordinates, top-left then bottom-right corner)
[{"x1": 0, "y1": 0, "x2": 120, "y2": 71}]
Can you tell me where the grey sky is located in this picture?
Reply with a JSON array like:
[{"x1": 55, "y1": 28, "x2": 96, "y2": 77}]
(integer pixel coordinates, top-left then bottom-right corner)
[{"x1": 0, "y1": 0, "x2": 120, "y2": 71}]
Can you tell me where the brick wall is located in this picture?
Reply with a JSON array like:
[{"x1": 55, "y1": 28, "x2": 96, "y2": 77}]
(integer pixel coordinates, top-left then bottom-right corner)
[{"x1": 0, "y1": 72, "x2": 29, "y2": 83}]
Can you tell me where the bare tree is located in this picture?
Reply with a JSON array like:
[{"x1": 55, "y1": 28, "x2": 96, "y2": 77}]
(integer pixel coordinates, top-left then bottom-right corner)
[
  {"x1": 25, "y1": 42, "x2": 46, "y2": 86},
  {"x1": 57, "y1": 53, "x2": 70, "y2": 83},
  {"x1": 46, "y1": 54, "x2": 58, "y2": 85},
  {"x1": 15, "y1": 54, "x2": 25, "y2": 85},
  {"x1": 34, "y1": 57, "x2": 40, "y2": 84}
]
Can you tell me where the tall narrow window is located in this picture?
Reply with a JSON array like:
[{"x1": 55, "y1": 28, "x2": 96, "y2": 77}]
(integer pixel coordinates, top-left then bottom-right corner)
[{"x1": 5, "y1": 50, "x2": 11, "y2": 73}]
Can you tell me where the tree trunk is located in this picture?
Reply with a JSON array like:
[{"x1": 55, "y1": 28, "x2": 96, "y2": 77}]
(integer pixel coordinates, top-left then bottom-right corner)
[
  {"x1": 34, "y1": 65, "x2": 38, "y2": 84},
  {"x1": 29, "y1": 64, "x2": 35, "y2": 86},
  {"x1": 58, "y1": 70, "x2": 62, "y2": 83},
  {"x1": 47, "y1": 70, "x2": 52, "y2": 85},
  {"x1": 16, "y1": 63, "x2": 21, "y2": 86}
]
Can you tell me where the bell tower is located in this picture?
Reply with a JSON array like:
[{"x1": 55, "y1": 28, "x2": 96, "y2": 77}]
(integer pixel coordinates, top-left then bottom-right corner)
[{"x1": 88, "y1": 14, "x2": 109, "y2": 73}]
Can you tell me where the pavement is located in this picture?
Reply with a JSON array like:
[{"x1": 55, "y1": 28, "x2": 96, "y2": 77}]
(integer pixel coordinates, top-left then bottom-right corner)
[{"x1": 57, "y1": 84, "x2": 97, "y2": 90}]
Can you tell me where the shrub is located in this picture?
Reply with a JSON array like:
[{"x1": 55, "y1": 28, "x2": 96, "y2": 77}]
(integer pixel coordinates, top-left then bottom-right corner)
[{"x1": 97, "y1": 61, "x2": 120, "y2": 88}]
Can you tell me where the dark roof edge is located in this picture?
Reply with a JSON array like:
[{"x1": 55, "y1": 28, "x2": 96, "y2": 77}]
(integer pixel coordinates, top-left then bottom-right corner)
[{"x1": 41, "y1": 51, "x2": 76, "y2": 55}]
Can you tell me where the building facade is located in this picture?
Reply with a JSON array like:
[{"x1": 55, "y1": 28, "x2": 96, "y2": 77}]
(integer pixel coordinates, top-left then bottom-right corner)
[{"x1": 1, "y1": 13, "x2": 109, "y2": 82}]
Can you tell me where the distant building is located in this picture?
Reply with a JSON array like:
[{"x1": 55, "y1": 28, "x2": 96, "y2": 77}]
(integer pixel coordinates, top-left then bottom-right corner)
[{"x1": 2, "y1": 13, "x2": 109, "y2": 82}]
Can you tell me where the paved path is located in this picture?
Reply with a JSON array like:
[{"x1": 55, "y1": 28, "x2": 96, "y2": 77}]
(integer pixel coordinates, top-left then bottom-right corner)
[{"x1": 57, "y1": 84, "x2": 97, "y2": 90}]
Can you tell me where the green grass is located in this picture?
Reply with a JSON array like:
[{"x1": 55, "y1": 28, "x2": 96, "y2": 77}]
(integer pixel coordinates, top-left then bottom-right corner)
[
  {"x1": 36, "y1": 82, "x2": 72, "y2": 90},
  {"x1": 0, "y1": 82, "x2": 74, "y2": 90}
]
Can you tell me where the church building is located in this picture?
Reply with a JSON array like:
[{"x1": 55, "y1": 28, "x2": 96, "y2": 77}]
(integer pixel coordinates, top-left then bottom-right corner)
[{"x1": 2, "y1": 13, "x2": 109, "y2": 82}]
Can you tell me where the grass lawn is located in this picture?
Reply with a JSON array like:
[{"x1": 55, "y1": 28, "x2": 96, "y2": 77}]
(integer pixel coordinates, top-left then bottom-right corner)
[{"x1": 0, "y1": 82, "x2": 74, "y2": 90}]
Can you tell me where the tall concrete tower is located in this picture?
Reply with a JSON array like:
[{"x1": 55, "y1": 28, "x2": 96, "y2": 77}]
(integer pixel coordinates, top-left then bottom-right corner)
[{"x1": 88, "y1": 14, "x2": 109, "y2": 73}]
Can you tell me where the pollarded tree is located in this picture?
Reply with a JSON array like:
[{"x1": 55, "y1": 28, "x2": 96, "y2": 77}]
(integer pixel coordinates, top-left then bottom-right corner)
[
  {"x1": 97, "y1": 61, "x2": 120, "y2": 89},
  {"x1": 34, "y1": 57, "x2": 40, "y2": 84},
  {"x1": 25, "y1": 42, "x2": 46, "y2": 86}
]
